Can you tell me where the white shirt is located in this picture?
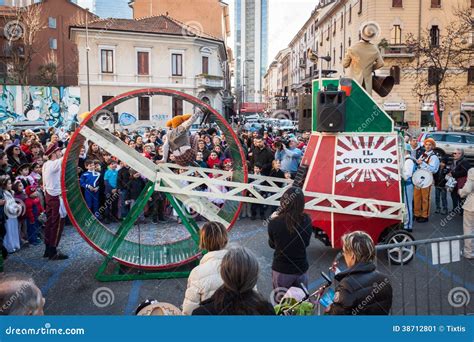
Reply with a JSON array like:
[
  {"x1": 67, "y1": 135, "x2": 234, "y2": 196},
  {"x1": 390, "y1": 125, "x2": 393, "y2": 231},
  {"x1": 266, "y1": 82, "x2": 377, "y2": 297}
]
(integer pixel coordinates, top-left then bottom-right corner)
[
  {"x1": 43, "y1": 157, "x2": 63, "y2": 196},
  {"x1": 403, "y1": 156, "x2": 415, "y2": 181}
]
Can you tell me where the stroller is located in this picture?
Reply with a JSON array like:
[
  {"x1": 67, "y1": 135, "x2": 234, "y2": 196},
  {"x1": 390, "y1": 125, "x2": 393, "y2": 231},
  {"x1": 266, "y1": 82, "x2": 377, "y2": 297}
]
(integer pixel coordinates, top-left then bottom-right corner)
[{"x1": 275, "y1": 254, "x2": 342, "y2": 316}]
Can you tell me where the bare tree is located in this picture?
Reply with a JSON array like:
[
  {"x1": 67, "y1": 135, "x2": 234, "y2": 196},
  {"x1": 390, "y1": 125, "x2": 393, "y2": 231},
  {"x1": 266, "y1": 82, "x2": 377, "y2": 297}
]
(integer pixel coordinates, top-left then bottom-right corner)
[
  {"x1": 403, "y1": 5, "x2": 473, "y2": 127},
  {"x1": 2, "y1": 3, "x2": 47, "y2": 84}
]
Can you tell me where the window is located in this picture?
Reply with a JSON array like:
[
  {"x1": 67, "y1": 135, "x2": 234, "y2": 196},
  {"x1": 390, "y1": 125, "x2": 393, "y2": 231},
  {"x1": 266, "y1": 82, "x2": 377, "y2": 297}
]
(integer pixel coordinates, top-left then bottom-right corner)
[
  {"x1": 48, "y1": 17, "x2": 56, "y2": 29},
  {"x1": 333, "y1": 19, "x2": 336, "y2": 35},
  {"x1": 138, "y1": 96, "x2": 150, "y2": 121},
  {"x1": 137, "y1": 51, "x2": 149, "y2": 75},
  {"x1": 304, "y1": 33, "x2": 307, "y2": 42},
  {"x1": 445, "y1": 134, "x2": 463, "y2": 143},
  {"x1": 101, "y1": 49, "x2": 114, "y2": 73},
  {"x1": 172, "y1": 98, "x2": 183, "y2": 117},
  {"x1": 421, "y1": 111, "x2": 435, "y2": 127},
  {"x1": 340, "y1": 12, "x2": 344, "y2": 29},
  {"x1": 358, "y1": 0, "x2": 363, "y2": 14},
  {"x1": 429, "y1": 133, "x2": 444, "y2": 141},
  {"x1": 340, "y1": 43, "x2": 343, "y2": 60},
  {"x1": 171, "y1": 53, "x2": 183, "y2": 76},
  {"x1": 392, "y1": 0, "x2": 402, "y2": 7},
  {"x1": 202, "y1": 56, "x2": 209, "y2": 74},
  {"x1": 390, "y1": 66, "x2": 401, "y2": 84},
  {"x1": 468, "y1": 66, "x2": 474, "y2": 85},
  {"x1": 102, "y1": 95, "x2": 116, "y2": 112},
  {"x1": 391, "y1": 25, "x2": 402, "y2": 44},
  {"x1": 49, "y1": 38, "x2": 57, "y2": 50},
  {"x1": 333, "y1": 48, "x2": 336, "y2": 65},
  {"x1": 431, "y1": 0, "x2": 441, "y2": 8},
  {"x1": 428, "y1": 66, "x2": 440, "y2": 86},
  {"x1": 348, "y1": 5, "x2": 352, "y2": 23},
  {"x1": 465, "y1": 135, "x2": 474, "y2": 143},
  {"x1": 430, "y1": 25, "x2": 440, "y2": 46},
  {"x1": 348, "y1": 37, "x2": 351, "y2": 47},
  {"x1": 387, "y1": 111, "x2": 404, "y2": 124}
]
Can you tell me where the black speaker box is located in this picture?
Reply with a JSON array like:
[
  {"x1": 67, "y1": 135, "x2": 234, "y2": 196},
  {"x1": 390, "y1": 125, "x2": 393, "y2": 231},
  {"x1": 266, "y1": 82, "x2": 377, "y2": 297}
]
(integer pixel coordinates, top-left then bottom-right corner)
[{"x1": 316, "y1": 91, "x2": 346, "y2": 132}]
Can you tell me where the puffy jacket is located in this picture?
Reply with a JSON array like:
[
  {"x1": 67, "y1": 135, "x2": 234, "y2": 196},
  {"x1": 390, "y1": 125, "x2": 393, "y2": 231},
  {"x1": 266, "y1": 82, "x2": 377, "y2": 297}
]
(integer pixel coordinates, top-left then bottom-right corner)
[
  {"x1": 459, "y1": 168, "x2": 474, "y2": 212},
  {"x1": 326, "y1": 262, "x2": 392, "y2": 315},
  {"x1": 182, "y1": 249, "x2": 226, "y2": 315}
]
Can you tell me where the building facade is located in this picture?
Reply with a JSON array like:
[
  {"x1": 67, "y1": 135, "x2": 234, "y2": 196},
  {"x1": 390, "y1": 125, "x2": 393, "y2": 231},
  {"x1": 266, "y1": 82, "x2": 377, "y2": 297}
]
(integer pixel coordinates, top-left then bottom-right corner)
[
  {"x1": 129, "y1": 0, "x2": 230, "y2": 41},
  {"x1": 269, "y1": 0, "x2": 474, "y2": 130},
  {"x1": 234, "y1": 0, "x2": 268, "y2": 106},
  {"x1": 0, "y1": 0, "x2": 97, "y2": 86},
  {"x1": 263, "y1": 47, "x2": 291, "y2": 113},
  {"x1": 70, "y1": 15, "x2": 230, "y2": 129}
]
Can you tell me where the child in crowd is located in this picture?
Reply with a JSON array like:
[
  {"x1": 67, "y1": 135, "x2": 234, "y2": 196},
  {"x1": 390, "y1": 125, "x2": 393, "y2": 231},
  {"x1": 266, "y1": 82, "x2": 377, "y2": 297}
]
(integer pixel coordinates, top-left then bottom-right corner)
[
  {"x1": 29, "y1": 162, "x2": 42, "y2": 186},
  {"x1": 117, "y1": 161, "x2": 131, "y2": 219},
  {"x1": 24, "y1": 185, "x2": 44, "y2": 245},
  {"x1": 80, "y1": 159, "x2": 101, "y2": 218},
  {"x1": 207, "y1": 151, "x2": 221, "y2": 169},
  {"x1": 15, "y1": 164, "x2": 35, "y2": 188},
  {"x1": 104, "y1": 159, "x2": 119, "y2": 223},
  {"x1": 195, "y1": 152, "x2": 208, "y2": 168},
  {"x1": 12, "y1": 181, "x2": 28, "y2": 246},
  {"x1": 434, "y1": 157, "x2": 450, "y2": 215},
  {"x1": 2, "y1": 177, "x2": 20, "y2": 253},
  {"x1": 250, "y1": 164, "x2": 266, "y2": 220},
  {"x1": 127, "y1": 171, "x2": 146, "y2": 222}
]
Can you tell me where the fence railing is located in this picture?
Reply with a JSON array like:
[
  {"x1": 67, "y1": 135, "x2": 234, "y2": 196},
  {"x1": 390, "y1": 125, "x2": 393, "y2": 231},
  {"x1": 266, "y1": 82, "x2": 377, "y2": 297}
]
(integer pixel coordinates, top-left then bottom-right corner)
[{"x1": 375, "y1": 234, "x2": 474, "y2": 315}]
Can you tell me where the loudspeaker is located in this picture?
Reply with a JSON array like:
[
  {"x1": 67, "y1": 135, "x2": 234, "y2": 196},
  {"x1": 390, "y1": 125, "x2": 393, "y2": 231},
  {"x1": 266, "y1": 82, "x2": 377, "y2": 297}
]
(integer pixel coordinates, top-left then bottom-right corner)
[{"x1": 316, "y1": 91, "x2": 346, "y2": 132}]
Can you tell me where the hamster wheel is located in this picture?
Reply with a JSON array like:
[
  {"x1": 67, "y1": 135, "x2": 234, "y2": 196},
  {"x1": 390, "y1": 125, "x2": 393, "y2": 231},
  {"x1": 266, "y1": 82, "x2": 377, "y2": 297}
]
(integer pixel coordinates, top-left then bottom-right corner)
[{"x1": 61, "y1": 89, "x2": 247, "y2": 273}]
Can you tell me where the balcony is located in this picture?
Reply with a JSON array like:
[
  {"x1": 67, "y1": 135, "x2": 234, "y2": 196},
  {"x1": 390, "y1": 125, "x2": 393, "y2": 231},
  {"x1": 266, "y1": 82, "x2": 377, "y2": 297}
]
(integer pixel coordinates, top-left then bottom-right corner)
[
  {"x1": 381, "y1": 44, "x2": 414, "y2": 58},
  {"x1": 196, "y1": 74, "x2": 224, "y2": 89}
]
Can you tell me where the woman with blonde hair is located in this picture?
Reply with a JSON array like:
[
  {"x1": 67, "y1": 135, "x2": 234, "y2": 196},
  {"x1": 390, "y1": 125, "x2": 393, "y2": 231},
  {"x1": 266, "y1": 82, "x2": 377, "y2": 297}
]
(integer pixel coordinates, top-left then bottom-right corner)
[{"x1": 182, "y1": 221, "x2": 228, "y2": 315}]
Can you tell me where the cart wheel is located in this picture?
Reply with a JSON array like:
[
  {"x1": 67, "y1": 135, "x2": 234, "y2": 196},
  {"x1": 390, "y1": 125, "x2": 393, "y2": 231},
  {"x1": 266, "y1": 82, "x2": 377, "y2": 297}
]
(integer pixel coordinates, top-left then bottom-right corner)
[{"x1": 385, "y1": 230, "x2": 415, "y2": 265}]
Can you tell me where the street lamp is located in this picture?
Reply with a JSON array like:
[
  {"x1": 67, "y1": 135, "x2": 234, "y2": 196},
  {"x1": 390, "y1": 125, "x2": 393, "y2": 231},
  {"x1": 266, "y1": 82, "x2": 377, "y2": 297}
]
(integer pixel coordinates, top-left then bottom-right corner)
[{"x1": 85, "y1": 9, "x2": 91, "y2": 111}]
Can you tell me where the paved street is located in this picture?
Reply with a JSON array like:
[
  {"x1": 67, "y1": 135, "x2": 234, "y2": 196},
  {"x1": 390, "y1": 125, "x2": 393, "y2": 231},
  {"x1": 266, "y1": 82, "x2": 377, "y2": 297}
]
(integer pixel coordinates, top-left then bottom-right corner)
[{"x1": 4, "y1": 192, "x2": 473, "y2": 315}]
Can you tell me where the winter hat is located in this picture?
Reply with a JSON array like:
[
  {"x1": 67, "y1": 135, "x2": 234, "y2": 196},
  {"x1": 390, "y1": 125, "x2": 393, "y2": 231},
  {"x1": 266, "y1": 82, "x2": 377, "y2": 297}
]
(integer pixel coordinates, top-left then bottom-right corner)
[{"x1": 25, "y1": 185, "x2": 37, "y2": 196}]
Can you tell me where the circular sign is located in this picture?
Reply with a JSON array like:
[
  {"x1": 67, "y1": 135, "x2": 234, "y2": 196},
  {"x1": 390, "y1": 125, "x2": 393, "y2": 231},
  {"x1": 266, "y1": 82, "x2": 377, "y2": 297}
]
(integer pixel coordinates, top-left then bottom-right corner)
[{"x1": 4, "y1": 21, "x2": 25, "y2": 41}]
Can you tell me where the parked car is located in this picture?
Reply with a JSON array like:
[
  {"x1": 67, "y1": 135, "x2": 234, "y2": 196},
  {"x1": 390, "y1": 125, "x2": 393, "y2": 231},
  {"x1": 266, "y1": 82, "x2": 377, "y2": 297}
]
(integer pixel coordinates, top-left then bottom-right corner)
[
  {"x1": 418, "y1": 131, "x2": 474, "y2": 165},
  {"x1": 276, "y1": 119, "x2": 297, "y2": 133}
]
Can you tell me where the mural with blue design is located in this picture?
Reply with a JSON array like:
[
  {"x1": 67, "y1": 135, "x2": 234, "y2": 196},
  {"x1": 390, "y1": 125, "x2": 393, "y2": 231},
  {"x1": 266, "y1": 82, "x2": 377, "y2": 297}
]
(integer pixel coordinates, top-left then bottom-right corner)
[{"x1": 0, "y1": 85, "x2": 81, "y2": 130}]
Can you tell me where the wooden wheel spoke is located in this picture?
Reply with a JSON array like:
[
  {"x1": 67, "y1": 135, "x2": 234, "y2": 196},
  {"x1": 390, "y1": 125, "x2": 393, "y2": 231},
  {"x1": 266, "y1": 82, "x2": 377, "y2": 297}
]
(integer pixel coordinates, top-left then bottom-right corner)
[{"x1": 80, "y1": 123, "x2": 157, "y2": 181}]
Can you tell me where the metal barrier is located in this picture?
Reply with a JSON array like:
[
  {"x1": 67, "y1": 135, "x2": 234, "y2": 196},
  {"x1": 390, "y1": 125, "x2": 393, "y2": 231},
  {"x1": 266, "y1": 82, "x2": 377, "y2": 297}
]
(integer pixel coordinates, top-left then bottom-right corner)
[{"x1": 375, "y1": 234, "x2": 474, "y2": 315}]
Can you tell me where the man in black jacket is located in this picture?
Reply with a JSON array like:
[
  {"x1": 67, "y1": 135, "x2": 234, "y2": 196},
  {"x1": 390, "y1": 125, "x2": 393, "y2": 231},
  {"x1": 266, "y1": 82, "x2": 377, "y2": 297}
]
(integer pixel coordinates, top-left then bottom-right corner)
[
  {"x1": 117, "y1": 162, "x2": 131, "y2": 219},
  {"x1": 249, "y1": 137, "x2": 274, "y2": 176},
  {"x1": 326, "y1": 231, "x2": 392, "y2": 315}
]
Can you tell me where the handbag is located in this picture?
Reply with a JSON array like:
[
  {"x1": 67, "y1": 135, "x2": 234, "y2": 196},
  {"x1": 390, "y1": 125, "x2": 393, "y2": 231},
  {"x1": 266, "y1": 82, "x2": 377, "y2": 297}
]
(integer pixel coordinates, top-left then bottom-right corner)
[{"x1": 456, "y1": 176, "x2": 468, "y2": 190}]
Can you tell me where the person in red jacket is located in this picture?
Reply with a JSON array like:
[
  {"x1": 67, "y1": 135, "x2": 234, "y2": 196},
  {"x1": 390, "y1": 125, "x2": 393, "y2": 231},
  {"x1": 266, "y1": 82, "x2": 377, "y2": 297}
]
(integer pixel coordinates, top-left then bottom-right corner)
[
  {"x1": 206, "y1": 151, "x2": 221, "y2": 169},
  {"x1": 24, "y1": 185, "x2": 44, "y2": 245}
]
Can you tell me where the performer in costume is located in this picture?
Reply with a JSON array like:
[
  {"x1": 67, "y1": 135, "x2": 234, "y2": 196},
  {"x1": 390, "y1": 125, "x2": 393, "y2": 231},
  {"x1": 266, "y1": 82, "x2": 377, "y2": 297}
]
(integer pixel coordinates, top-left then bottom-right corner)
[
  {"x1": 43, "y1": 145, "x2": 68, "y2": 260},
  {"x1": 402, "y1": 145, "x2": 415, "y2": 232},
  {"x1": 342, "y1": 21, "x2": 384, "y2": 95},
  {"x1": 160, "y1": 108, "x2": 204, "y2": 167},
  {"x1": 414, "y1": 138, "x2": 439, "y2": 223}
]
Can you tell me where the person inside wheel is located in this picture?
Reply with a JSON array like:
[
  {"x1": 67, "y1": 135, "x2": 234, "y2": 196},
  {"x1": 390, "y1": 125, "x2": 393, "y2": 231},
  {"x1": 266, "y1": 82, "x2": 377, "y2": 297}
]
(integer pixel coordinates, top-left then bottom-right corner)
[
  {"x1": 160, "y1": 108, "x2": 204, "y2": 167},
  {"x1": 325, "y1": 231, "x2": 392, "y2": 315}
]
